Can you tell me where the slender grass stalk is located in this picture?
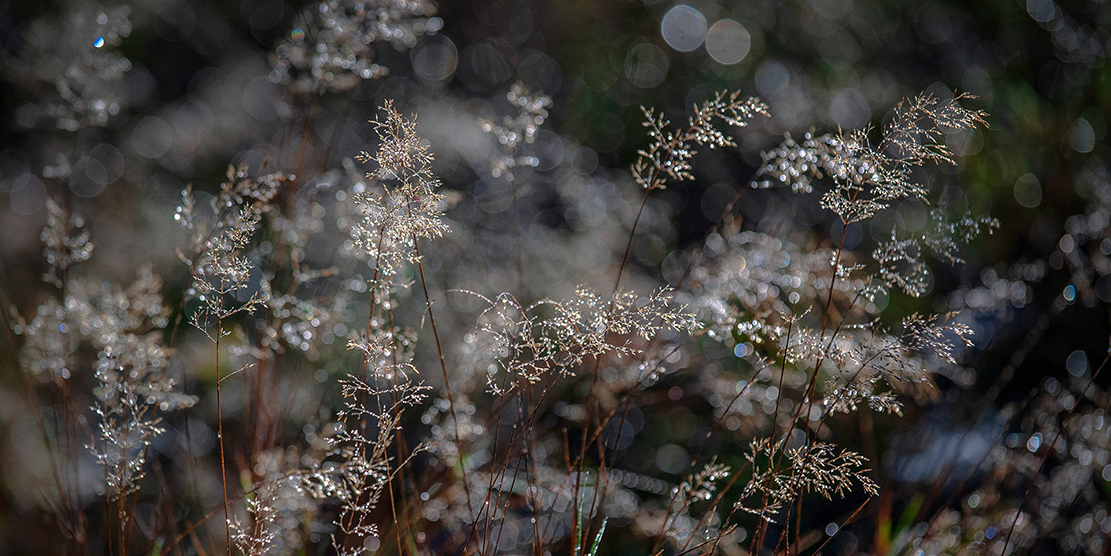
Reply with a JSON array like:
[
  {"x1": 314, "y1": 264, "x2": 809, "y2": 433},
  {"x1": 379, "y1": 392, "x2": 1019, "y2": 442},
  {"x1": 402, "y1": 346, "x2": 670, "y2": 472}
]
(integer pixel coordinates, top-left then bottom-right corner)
[{"x1": 214, "y1": 312, "x2": 232, "y2": 556}]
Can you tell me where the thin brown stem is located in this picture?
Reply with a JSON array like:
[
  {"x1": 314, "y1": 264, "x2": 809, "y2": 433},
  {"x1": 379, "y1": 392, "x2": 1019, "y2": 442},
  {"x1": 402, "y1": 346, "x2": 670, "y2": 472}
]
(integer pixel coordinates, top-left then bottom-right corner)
[
  {"x1": 613, "y1": 191, "x2": 651, "y2": 296},
  {"x1": 214, "y1": 313, "x2": 232, "y2": 556},
  {"x1": 806, "y1": 498, "x2": 870, "y2": 556},
  {"x1": 411, "y1": 236, "x2": 479, "y2": 538}
]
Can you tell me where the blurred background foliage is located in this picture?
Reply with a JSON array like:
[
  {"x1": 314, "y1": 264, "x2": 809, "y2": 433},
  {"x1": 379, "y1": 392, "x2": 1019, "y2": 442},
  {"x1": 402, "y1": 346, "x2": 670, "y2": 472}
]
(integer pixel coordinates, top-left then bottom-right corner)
[{"x1": 1, "y1": 0, "x2": 1111, "y2": 553}]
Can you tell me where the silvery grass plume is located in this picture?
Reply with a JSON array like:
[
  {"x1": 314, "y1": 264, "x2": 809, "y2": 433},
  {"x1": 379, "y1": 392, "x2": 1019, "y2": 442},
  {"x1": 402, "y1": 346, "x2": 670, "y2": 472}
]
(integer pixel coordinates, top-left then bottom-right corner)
[
  {"x1": 760, "y1": 92, "x2": 997, "y2": 296},
  {"x1": 175, "y1": 161, "x2": 286, "y2": 554},
  {"x1": 477, "y1": 82, "x2": 553, "y2": 297},
  {"x1": 87, "y1": 265, "x2": 196, "y2": 500},
  {"x1": 469, "y1": 287, "x2": 694, "y2": 395},
  {"x1": 320, "y1": 375, "x2": 430, "y2": 555},
  {"x1": 40, "y1": 198, "x2": 94, "y2": 288},
  {"x1": 229, "y1": 478, "x2": 283, "y2": 556},
  {"x1": 737, "y1": 438, "x2": 878, "y2": 521},
  {"x1": 349, "y1": 99, "x2": 449, "y2": 294},
  {"x1": 223, "y1": 169, "x2": 354, "y2": 477},
  {"x1": 633, "y1": 91, "x2": 768, "y2": 192},
  {"x1": 479, "y1": 82, "x2": 553, "y2": 184},
  {"x1": 415, "y1": 289, "x2": 697, "y2": 551},
  {"x1": 759, "y1": 91, "x2": 988, "y2": 223},
  {"x1": 678, "y1": 229, "x2": 974, "y2": 420},
  {"x1": 233, "y1": 446, "x2": 329, "y2": 556},
  {"x1": 638, "y1": 459, "x2": 733, "y2": 550},
  {"x1": 15, "y1": 199, "x2": 195, "y2": 510},
  {"x1": 273, "y1": 0, "x2": 441, "y2": 95},
  {"x1": 319, "y1": 102, "x2": 439, "y2": 554},
  {"x1": 177, "y1": 164, "x2": 284, "y2": 340}
]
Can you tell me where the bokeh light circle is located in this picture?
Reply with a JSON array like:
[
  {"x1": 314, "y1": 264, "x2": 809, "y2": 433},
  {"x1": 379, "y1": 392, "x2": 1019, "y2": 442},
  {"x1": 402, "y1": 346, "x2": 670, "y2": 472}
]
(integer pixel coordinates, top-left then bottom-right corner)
[
  {"x1": 1014, "y1": 174, "x2": 1042, "y2": 208},
  {"x1": 70, "y1": 158, "x2": 107, "y2": 198},
  {"x1": 519, "y1": 52, "x2": 562, "y2": 95},
  {"x1": 1068, "y1": 118, "x2": 1095, "y2": 153},
  {"x1": 755, "y1": 61, "x2": 789, "y2": 96},
  {"x1": 244, "y1": 76, "x2": 280, "y2": 121},
  {"x1": 625, "y1": 43, "x2": 669, "y2": 88},
  {"x1": 132, "y1": 116, "x2": 173, "y2": 158},
  {"x1": 89, "y1": 144, "x2": 124, "y2": 184},
  {"x1": 705, "y1": 19, "x2": 750, "y2": 65},
  {"x1": 661, "y1": 5, "x2": 706, "y2": 52},
  {"x1": 10, "y1": 174, "x2": 46, "y2": 215},
  {"x1": 412, "y1": 37, "x2": 459, "y2": 84}
]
